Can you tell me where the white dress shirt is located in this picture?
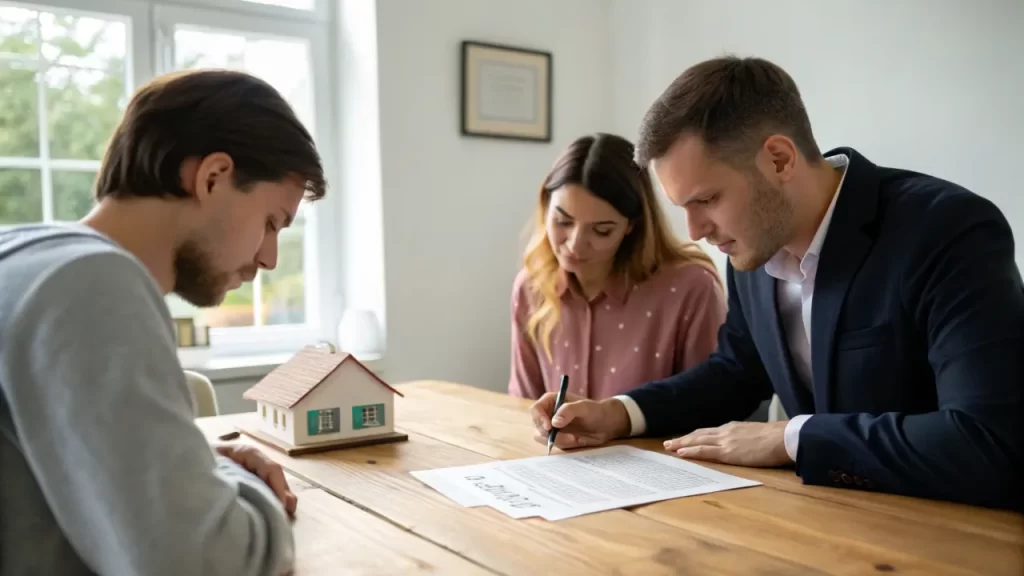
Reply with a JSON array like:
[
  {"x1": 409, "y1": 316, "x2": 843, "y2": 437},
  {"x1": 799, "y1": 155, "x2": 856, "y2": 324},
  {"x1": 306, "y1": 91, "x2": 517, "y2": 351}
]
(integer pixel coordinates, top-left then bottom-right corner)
[{"x1": 616, "y1": 154, "x2": 850, "y2": 463}]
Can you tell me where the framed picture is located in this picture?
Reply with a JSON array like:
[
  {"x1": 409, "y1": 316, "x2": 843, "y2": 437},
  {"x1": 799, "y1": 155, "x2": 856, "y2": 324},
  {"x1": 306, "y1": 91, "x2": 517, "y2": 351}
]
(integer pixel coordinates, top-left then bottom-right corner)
[{"x1": 460, "y1": 40, "x2": 552, "y2": 142}]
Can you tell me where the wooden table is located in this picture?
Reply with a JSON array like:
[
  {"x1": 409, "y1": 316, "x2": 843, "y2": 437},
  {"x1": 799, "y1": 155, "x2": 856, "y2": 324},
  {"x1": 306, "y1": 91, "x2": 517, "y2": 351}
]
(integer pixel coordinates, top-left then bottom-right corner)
[{"x1": 196, "y1": 381, "x2": 1024, "y2": 575}]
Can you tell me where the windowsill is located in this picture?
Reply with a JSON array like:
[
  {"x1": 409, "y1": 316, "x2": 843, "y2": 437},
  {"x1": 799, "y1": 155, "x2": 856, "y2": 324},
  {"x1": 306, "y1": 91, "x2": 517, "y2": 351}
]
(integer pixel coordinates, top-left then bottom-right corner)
[{"x1": 181, "y1": 351, "x2": 385, "y2": 383}]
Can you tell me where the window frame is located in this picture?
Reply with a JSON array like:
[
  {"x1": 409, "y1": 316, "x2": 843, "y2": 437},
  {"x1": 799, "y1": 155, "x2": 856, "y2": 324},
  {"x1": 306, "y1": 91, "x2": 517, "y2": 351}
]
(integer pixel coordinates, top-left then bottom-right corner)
[
  {"x1": 152, "y1": 1, "x2": 337, "y2": 357},
  {"x1": 0, "y1": 0, "x2": 342, "y2": 360},
  {"x1": 162, "y1": 0, "x2": 327, "y2": 24},
  {"x1": 355, "y1": 403, "x2": 384, "y2": 429},
  {"x1": 0, "y1": 0, "x2": 139, "y2": 222},
  {"x1": 311, "y1": 407, "x2": 338, "y2": 435}
]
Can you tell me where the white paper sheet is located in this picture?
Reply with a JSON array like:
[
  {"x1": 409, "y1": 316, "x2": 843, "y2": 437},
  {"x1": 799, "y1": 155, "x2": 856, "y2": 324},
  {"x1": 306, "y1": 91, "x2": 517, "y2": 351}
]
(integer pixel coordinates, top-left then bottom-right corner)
[{"x1": 410, "y1": 445, "x2": 762, "y2": 521}]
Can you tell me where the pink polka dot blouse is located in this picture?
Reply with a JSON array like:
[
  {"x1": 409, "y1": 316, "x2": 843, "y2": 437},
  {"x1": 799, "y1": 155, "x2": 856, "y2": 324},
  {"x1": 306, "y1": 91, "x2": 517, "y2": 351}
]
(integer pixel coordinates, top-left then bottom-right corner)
[{"x1": 508, "y1": 262, "x2": 727, "y2": 400}]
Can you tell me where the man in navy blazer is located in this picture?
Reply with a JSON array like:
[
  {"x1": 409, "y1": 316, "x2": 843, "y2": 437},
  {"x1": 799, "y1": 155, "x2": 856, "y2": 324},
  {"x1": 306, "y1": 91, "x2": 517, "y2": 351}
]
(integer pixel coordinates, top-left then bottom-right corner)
[{"x1": 529, "y1": 55, "x2": 1023, "y2": 511}]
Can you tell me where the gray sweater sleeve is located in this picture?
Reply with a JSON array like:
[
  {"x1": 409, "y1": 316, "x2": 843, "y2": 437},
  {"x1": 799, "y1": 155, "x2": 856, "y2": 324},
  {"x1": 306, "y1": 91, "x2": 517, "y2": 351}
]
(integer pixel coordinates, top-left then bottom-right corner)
[{"x1": 0, "y1": 251, "x2": 295, "y2": 576}]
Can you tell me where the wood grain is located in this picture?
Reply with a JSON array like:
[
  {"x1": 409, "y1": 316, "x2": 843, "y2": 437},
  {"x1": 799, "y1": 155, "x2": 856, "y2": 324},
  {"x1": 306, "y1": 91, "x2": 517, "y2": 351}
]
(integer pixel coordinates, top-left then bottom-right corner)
[
  {"x1": 200, "y1": 415, "x2": 830, "y2": 575},
  {"x1": 196, "y1": 380, "x2": 1024, "y2": 576},
  {"x1": 635, "y1": 490, "x2": 1019, "y2": 576},
  {"x1": 282, "y1": 472, "x2": 494, "y2": 575},
  {"x1": 392, "y1": 381, "x2": 1024, "y2": 573}
]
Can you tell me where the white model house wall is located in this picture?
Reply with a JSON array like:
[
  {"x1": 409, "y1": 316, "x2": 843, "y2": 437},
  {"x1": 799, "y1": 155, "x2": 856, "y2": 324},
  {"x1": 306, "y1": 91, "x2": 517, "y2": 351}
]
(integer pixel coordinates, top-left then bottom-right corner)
[
  {"x1": 290, "y1": 362, "x2": 396, "y2": 446},
  {"x1": 255, "y1": 401, "x2": 297, "y2": 445}
]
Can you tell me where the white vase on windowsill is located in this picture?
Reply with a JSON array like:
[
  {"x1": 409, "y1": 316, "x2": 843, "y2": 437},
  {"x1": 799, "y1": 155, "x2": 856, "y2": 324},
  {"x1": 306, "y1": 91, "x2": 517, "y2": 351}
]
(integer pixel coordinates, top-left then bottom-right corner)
[{"x1": 337, "y1": 309, "x2": 382, "y2": 360}]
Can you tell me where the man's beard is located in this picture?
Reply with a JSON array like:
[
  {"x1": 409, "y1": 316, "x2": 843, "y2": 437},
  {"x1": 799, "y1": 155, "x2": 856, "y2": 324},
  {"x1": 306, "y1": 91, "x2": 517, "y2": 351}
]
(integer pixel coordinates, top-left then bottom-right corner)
[
  {"x1": 730, "y1": 170, "x2": 794, "y2": 271},
  {"x1": 173, "y1": 239, "x2": 232, "y2": 307}
]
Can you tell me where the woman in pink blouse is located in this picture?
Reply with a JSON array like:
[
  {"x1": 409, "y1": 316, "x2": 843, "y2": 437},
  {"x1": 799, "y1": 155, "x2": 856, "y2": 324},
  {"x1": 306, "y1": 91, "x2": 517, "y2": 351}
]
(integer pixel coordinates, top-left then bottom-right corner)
[{"x1": 509, "y1": 133, "x2": 727, "y2": 400}]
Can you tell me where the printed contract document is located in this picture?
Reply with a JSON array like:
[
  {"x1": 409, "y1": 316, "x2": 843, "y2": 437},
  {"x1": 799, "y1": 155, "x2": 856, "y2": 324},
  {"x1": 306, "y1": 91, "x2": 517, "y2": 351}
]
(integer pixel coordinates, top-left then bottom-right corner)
[{"x1": 410, "y1": 445, "x2": 761, "y2": 521}]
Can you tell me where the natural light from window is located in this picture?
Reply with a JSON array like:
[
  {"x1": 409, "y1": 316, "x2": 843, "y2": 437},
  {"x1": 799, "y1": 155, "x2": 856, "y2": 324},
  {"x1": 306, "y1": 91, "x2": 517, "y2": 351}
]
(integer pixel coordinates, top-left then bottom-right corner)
[
  {"x1": 164, "y1": 24, "x2": 315, "y2": 331},
  {"x1": 0, "y1": 5, "x2": 129, "y2": 225},
  {"x1": 2, "y1": 0, "x2": 334, "y2": 360}
]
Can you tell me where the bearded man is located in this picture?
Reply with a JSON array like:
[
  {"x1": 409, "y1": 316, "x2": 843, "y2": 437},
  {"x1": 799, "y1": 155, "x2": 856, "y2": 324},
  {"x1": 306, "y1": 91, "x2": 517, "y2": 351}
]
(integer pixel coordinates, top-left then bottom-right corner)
[{"x1": 0, "y1": 68, "x2": 325, "y2": 575}]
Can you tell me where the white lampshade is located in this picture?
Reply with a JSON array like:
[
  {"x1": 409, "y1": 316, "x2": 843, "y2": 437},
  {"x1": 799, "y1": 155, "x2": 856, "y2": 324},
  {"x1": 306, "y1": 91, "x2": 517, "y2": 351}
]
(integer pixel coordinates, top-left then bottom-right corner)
[{"x1": 337, "y1": 309, "x2": 382, "y2": 358}]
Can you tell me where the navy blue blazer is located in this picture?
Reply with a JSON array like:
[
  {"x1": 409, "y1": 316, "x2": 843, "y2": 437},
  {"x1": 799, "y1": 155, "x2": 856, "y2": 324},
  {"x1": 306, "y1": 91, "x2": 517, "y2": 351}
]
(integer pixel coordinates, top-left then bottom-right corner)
[{"x1": 625, "y1": 147, "x2": 1024, "y2": 511}]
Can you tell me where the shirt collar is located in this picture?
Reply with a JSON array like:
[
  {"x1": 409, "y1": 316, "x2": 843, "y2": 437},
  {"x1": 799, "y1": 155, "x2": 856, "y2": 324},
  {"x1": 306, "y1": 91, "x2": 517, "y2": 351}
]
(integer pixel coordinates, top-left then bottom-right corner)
[
  {"x1": 556, "y1": 269, "x2": 633, "y2": 304},
  {"x1": 765, "y1": 154, "x2": 850, "y2": 282}
]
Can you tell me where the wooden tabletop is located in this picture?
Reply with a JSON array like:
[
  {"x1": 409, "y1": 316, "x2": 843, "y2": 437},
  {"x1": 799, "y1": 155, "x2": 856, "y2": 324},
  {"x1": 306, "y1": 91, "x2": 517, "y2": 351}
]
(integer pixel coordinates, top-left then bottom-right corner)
[{"x1": 196, "y1": 380, "x2": 1024, "y2": 575}]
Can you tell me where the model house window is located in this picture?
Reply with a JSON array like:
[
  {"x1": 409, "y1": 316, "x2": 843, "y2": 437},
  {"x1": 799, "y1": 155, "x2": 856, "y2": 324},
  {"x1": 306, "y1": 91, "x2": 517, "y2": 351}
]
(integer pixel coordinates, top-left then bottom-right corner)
[
  {"x1": 307, "y1": 408, "x2": 340, "y2": 435},
  {"x1": 262, "y1": 405, "x2": 267, "y2": 419},
  {"x1": 319, "y1": 409, "x2": 333, "y2": 430},
  {"x1": 353, "y1": 403, "x2": 384, "y2": 429},
  {"x1": 273, "y1": 408, "x2": 278, "y2": 426},
  {"x1": 282, "y1": 413, "x2": 287, "y2": 429},
  {"x1": 362, "y1": 405, "x2": 378, "y2": 426}
]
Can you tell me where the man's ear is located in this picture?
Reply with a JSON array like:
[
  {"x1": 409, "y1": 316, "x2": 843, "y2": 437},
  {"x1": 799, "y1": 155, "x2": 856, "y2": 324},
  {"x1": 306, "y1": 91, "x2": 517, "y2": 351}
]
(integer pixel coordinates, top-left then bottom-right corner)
[
  {"x1": 760, "y1": 135, "x2": 798, "y2": 183},
  {"x1": 187, "y1": 152, "x2": 234, "y2": 202}
]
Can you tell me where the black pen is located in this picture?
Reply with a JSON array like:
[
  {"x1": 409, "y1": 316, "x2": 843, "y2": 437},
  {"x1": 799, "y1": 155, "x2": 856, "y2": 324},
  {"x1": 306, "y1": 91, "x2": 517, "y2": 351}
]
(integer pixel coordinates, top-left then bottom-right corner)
[{"x1": 547, "y1": 374, "x2": 570, "y2": 455}]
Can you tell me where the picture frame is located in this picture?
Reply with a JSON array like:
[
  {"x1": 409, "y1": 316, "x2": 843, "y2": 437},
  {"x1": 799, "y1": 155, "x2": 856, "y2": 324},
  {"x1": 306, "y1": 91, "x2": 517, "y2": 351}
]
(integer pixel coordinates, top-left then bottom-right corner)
[{"x1": 460, "y1": 40, "x2": 552, "y2": 142}]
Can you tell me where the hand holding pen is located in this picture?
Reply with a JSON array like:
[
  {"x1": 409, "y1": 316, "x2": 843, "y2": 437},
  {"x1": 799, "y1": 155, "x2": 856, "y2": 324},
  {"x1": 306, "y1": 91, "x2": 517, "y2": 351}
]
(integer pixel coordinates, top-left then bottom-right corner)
[
  {"x1": 547, "y1": 375, "x2": 570, "y2": 455},
  {"x1": 530, "y1": 377, "x2": 632, "y2": 453}
]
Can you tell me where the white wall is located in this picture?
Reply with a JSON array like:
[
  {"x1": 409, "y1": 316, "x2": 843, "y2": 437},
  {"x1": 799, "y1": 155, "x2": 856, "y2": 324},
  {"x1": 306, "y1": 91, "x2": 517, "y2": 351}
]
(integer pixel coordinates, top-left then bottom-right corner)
[
  {"x1": 612, "y1": 0, "x2": 1024, "y2": 276},
  {"x1": 335, "y1": 0, "x2": 387, "y2": 338},
  {"x1": 373, "y1": 0, "x2": 616, "y2": 390}
]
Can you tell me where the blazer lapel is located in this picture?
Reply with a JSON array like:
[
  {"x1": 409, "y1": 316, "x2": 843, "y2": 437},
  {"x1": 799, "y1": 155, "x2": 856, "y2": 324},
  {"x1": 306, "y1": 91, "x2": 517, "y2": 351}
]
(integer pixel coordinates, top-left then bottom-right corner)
[{"x1": 810, "y1": 148, "x2": 880, "y2": 412}]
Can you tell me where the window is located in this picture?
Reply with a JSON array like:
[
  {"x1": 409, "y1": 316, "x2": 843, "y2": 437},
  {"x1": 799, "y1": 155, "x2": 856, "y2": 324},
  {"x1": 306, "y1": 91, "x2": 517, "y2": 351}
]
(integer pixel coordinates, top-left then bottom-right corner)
[
  {"x1": 273, "y1": 407, "x2": 278, "y2": 425},
  {"x1": 0, "y1": 3, "x2": 131, "y2": 225},
  {"x1": 155, "y1": 2, "x2": 332, "y2": 357},
  {"x1": 1, "y1": 0, "x2": 338, "y2": 360},
  {"x1": 160, "y1": 7, "x2": 317, "y2": 335},
  {"x1": 353, "y1": 403, "x2": 384, "y2": 429},
  {"x1": 362, "y1": 405, "x2": 378, "y2": 426},
  {"x1": 307, "y1": 407, "x2": 339, "y2": 435},
  {"x1": 281, "y1": 413, "x2": 286, "y2": 429}
]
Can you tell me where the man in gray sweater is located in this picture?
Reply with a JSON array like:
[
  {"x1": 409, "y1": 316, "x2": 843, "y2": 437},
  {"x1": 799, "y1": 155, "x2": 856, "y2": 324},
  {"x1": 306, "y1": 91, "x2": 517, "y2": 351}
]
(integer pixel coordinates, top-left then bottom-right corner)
[{"x1": 0, "y1": 68, "x2": 327, "y2": 575}]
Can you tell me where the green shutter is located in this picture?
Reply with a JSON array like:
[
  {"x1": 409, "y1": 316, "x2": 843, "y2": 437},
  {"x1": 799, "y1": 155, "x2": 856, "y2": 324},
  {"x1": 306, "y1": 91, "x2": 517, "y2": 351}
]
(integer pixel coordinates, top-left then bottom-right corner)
[
  {"x1": 351, "y1": 405, "x2": 363, "y2": 429},
  {"x1": 307, "y1": 410, "x2": 318, "y2": 435}
]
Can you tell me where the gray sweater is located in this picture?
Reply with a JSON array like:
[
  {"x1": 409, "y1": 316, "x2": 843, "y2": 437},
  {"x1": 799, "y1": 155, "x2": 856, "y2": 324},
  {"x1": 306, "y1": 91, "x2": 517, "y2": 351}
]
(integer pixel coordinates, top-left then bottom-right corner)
[{"x1": 0, "y1": 224, "x2": 294, "y2": 576}]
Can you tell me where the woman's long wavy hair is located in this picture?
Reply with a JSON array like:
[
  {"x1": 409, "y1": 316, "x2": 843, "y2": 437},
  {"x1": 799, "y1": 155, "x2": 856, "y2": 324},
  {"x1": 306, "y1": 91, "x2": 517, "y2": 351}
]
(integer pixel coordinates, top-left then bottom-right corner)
[{"x1": 521, "y1": 133, "x2": 722, "y2": 360}]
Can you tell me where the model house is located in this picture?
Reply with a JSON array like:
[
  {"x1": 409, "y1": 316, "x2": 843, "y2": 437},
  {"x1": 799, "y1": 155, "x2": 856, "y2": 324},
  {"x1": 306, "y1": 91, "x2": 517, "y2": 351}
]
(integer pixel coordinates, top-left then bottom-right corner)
[{"x1": 241, "y1": 346, "x2": 405, "y2": 452}]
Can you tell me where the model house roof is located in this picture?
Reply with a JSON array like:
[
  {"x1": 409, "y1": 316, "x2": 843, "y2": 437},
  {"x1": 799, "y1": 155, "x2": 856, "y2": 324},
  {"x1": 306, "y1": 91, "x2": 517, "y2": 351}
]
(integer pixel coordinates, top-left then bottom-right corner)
[{"x1": 242, "y1": 346, "x2": 403, "y2": 409}]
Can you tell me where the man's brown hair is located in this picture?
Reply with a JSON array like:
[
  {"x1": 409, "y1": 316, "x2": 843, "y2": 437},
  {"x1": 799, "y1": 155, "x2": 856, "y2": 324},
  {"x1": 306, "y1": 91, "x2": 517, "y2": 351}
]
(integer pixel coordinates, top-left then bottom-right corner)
[
  {"x1": 635, "y1": 55, "x2": 821, "y2": 167},
  {"x1": 95, "y1": 68, "x2": 326, "y2": 201}
]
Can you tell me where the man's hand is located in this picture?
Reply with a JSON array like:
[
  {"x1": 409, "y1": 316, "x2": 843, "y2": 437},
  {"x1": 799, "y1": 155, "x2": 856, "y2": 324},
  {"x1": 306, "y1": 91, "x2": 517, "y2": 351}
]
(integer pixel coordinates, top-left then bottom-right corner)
[
  {"x1": 663, "y1": 421, "x2": 791, "y2": 467},
  {"x1": 530, "y1": 392, "x2": 631, "y2": 450},
  {"x1": 212, "y1": 443, "x2": 298, "y2": 517}
]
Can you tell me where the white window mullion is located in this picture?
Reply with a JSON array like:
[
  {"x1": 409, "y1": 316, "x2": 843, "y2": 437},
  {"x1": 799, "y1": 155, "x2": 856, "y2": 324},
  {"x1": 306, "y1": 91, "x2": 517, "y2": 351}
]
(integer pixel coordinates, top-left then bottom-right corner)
[
  {"x1": 253, "y1": 271, "x2": 264, "y2": 327},
  {"x1": 0, "y1": 52, "x2": 39, "y2": 66},
  {"x1": 153, "y1": 21, "x2": 174, "y2": 76},
  {"x1": 49, "y1": 159, "x2": 102, "y2": 171},
  {"x1": 34, "y1": 12, "x2": 53, "y2": 223},
  {"x1": 0, "y1": 157, "x2": 43, "y2": 169}
]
